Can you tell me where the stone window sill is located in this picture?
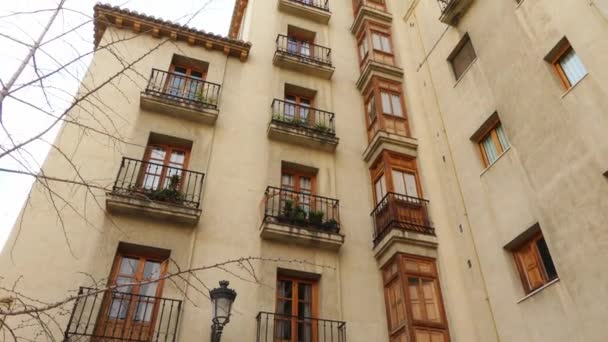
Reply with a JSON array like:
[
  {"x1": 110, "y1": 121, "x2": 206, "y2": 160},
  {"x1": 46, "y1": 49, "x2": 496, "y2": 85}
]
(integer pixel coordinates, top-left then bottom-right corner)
[
  {"x1": 480, "y1": 146, "x2": 511, "y2": 177},
  {"x1": 561, "y1": 73, "x2": 589, "y2": 99}
]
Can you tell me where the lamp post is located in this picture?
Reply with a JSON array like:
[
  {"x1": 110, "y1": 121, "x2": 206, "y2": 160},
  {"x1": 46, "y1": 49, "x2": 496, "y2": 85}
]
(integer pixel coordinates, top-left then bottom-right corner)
[{"x1": 209, "y1": 280, "x2": 237, "y2": 342}]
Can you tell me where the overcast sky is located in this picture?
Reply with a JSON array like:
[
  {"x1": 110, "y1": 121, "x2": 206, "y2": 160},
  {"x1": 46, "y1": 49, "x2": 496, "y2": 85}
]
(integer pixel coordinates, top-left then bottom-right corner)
[{"x1": 0, "y1": 0, "x2": 236, "y2": 250}]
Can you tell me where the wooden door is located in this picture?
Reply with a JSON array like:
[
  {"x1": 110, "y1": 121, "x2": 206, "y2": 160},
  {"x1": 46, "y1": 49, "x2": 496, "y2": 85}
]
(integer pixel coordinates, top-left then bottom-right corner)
[
  {"x1": 165, "y1": 65, "x2": 207, "y2": 100},
  {"x1": 95, "y1": 255, "x2": 167, "y2": 341},
  {"x1": 275, "y1": 277, "x2": 318, "y2": 342},
  {"x1": 139, "y1": 145, "x2": 190, "y2": 193}
]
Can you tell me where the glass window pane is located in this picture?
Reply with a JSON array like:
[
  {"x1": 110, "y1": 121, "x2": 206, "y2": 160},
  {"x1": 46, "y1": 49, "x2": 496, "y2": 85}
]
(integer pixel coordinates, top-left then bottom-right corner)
[
  {"x1": 536, "y1": 237, "x2": 558, "y2": 280},
  {"x1": 375, "y1": 175, "x2": 386, "y2": 203},
  {"x1": 119, "y1": 257, "x2": 139, "y2": 276},
  {"x1": 143, "y1": 261, "x2": 161, "y2": 280},
  {"x1": 496, "y1": 125, "x2": 510, "y2": 151},
  {"x1": 367, "y1": 99, "x2": 376, "y2": 121},
  {"x1": 150, "y1": 147, "x2": 166, "y2": 161},
  {"x1": 282, "y1": 174, "x2": 295, "y2": 189},
  {"x1": 134, "y1": 301, "x2": 154, "y2": 322},
  {"x1": 299, "y1": 177, "x2": 312, "y2": 192},
  {"x1": 278, "y1": 280, "x2": 293, "y2": 298},
  {"x1": 372, "y1": 33, "x2": 382, "y2": 50},
  {"x1": 298, "y1": 283, "x2": 312, "y2": 302},
  {"x1": 170, "y1": 151, "x2": 185, "y2": 165},
  {"x1": 482, "y1": 134, "x2": 499, "y2": 165},
  {"x1": 390, "y1": 94, "x2": 402, "y2": 116},
  {"x1": 404, "y1": 172, "x2": 418, "y2": 197},
  {"x1": 559, "y1": 48, "x2": 587, "y2": 86},
  {"x1": 109, "y1": 297, "x2": 129, "y2": 319},
  {"x1": 115, "y1": 276, "x2": 133, "y2": 293},
  {"x1": 392, "y1": 170, "x2": 406, "y2": 195},
  {"x1": 381, "y1": 92, "x2": 392, "y2": 114},
  {"x1": 173, "y1": 66, "x2": 187, "y2": 75},
  {"x1": 381, "y1": 36, "x2": 391, "y2": 53}
]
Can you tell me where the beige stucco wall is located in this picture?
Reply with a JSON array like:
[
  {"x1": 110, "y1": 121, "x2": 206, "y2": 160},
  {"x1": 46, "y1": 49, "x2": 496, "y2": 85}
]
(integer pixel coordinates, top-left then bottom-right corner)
[{"x1": 394, "y1": 0, "x2": 608, "y2": 341}]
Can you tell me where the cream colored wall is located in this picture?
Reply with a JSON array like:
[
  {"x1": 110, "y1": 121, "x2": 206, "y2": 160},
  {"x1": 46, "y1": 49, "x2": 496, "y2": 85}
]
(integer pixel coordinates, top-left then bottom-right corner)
[{"x1": 394, "y1": 0, "x2": 608, "y2": 341}]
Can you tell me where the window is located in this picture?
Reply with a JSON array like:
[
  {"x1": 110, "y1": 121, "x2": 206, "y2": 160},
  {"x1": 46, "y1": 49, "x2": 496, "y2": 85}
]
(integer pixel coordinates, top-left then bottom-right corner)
[
  {"x1": 141, "y1": 136, "x2": 191, "y2": 191},
  {"x1": 365, "y1": 95, "x2": 376, "y2": 122},
  {"x1": 374, "y1": 174, "x2": 386, "y2": 203},
  {"x1": 380, "y1": 91, "x2": 403, "y2": 117},
  {"x1": 447, "y1": 34, "x2": 476, "y2": 80},
  {"x1": 478, "y1": 122, "x2": 509, "y2": 167},
  {"x1": 281, "y1": 165, "x2": 317, "y2": 214},
  {"x1": 510, "y1": 230, "x2": 558, "y2": 294},
  {"x1": 284, "y1": 94, "x2": 313, "y2": 124},
  {"x1": 392, "y1": 170, "x2": 418, "y2": 198},
  {"x1": 287, "y1": 26, "x2": 316, "y2": 59},
  {"x1": 372, "y1": 31, "x2": 392, "y2": 53},
  {"x1": 275, "y1": 275, "x2": 318, "y2": 342},
  {"x1": 382, "y1": 255, "x2": 449, "y2": 342},
  {"x1": 96, "y1": 244, "x2": 169, "y2": 340},
  {"x1": 358, "y1": 38, "x2": 369, "y2": 62},
  {"x1": 551, "y1": 41, "x2": 587, "y2": 89}
]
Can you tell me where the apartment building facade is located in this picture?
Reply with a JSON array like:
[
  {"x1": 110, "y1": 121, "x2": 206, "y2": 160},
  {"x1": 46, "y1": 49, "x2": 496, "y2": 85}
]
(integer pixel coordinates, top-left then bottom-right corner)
[{"x1": 1, "y1": 0, "x2": 607, "y2": 342}]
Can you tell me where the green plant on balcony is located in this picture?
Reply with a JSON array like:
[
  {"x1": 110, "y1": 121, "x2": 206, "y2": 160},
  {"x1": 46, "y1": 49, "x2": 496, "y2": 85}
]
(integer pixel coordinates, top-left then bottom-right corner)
[
  {"x1": 315, "y1": 122, "x2": 331, "y2": 133},
  {"x1": 308, "y1": 210, "x2": 324, "y2": 225},
  {"x1": 148, "y1": 175, "x2": 185, "y2": 204},
  {"x1": 196, "y1": 92, "x2": 217, "y2": 106},
  {"x1": 293, "y1": 205, "x2": 308, "y2": 223},
  {"x1": 323, "y1": 218, "x2": 339, "y2": 231}
]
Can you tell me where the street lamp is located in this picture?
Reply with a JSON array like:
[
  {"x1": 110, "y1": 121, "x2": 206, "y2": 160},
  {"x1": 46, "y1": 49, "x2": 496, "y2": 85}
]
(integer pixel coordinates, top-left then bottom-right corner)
[{"x1": 209, "y1": 280, "x2": 237, "y2": 342}]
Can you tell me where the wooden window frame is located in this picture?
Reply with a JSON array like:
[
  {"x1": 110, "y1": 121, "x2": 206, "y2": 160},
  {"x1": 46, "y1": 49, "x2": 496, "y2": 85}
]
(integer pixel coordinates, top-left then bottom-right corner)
[
  {"x1": 356, "y1": 33, "x2": 370, "y2": 67},
  {"x1": 169, "y1": 64, "x2": 207, "y2": 80},
  {"x1": 447, "y1": 34, "x2": 476, "y2": 81},
  {"x1": 476, "y1": 122, "x2": 508, "y2": 167},
  {"x1": 275, "y1": 275, "x2": 319, "y2": 342},
  {"x1": 382, "y1": 254, "x2": 450, "y2": 342},
  {"x1": 356, "y1": 22, "x2": 395, "y2": 69},
  {"x1": 140, "y1": 144, "x2": 191, "y2": 191},
  {"x1": 284, "y1": 93, "x2": 315, "y2": 126},
  {"x1": 281, "y1": 168, "x2": 317, "y2": 195},
  {"x1": 97, "y1": 251, "x2": 169, "y2": 340},
  {"x1": 286, "y1": 30, "x2": 316, "y2": 59},
  {"x1": 352, "y1": 0, "x2": 387, "y2": 14},
  {"x1": 511, "y1": 232, "x2": 558, "y2": 294},
  {"x1": 549, "y1": 41, "x2": 585, "y2": 90},
  {"x1": 370, "y1": 151, "x2": 422, "y2": 204}
]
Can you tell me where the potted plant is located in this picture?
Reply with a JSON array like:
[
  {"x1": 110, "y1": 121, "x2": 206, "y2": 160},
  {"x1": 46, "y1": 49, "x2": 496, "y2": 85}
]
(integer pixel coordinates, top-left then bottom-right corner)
[
  {"x1": 315, "y1": 122, "x2": 330, "y2": 133},
  {"x1": 280, "y1": 199, "x2": 295, "y2": 221},
  {"x1": 293, "y1": 205, "x2": 307, "y2": 224},
  {"x1": 308, "y1": 210, "x2": 324, "y2": 226},
  {"x1": 323, "y1": 218, "x2": 339, "y2": 232}
]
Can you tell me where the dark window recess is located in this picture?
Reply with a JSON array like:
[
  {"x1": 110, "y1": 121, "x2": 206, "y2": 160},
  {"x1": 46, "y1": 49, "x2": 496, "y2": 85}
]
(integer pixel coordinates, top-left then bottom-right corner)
[
  {"x1": 448, "y1": 35, "x2": 476, "y2": 80},
  {"x1": 536, "y1": 237, "x2": 558, "y2": 280}
]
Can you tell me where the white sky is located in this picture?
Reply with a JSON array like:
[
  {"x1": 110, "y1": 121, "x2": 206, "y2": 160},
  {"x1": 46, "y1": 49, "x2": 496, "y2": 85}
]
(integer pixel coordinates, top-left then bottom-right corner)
[{"x1": 0, "y1": 0, "x2": 236, "y2": 250}]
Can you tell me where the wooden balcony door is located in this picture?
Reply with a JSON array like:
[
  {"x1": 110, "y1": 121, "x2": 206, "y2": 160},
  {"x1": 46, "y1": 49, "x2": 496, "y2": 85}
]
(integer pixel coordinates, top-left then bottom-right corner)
[
  {"x1": 139, "y1": 144, "x2": 190, "y2": 192},
  {"x1": 165, "y1": 65, "x2": 206, "y2": 101},
  {"x1": 95, "y1": 254, "x2": 167, "y2": 341},
  {"x1": 275, "y1": 277, "x2": 318, "y2": 342},
  {"x1": 287, "y1": 36, "x2": 313, "y2": 59},
  {"x1": 284, "y1": 94, "x2": 313, "y2": 127},
  {"x1": 280, "y1": 170, "x2": 316, "y2": 215}
]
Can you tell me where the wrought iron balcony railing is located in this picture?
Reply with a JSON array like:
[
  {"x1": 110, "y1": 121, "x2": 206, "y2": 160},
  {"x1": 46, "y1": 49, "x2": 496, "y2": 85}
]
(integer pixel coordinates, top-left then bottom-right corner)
[
  {"x1": 276, "y1": 34, "x2": 332, "y2": 67},
  {"x1": 271, "y1": 99, "x2": 336, "y2": 136},
  {"x1": 370, "y1": 192, "x2": 434, "y2": 245},
  {"x1": 144, "y1": 68, "x2": 221, "y2": 110},
  {"x1": 112, "y1": 157, "x2": 205, "y2": 209},
  {"x1": 256, "y1": 312, "x2": 346, "y2": 342},
  {"x1": 288, "y1": 0, "x2": 330, "y2": 11},
  {"x1": 263, "y1": 186, "x2": 340, "y2": 233},
  {"x1": 64, "y1": 287, "x2": 182, "y2": 342}
]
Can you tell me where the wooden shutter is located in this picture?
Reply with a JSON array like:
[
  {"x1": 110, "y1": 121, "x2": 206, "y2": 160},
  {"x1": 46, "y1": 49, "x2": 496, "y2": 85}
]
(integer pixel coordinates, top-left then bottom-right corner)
[
  {"x1": 385, "y1": 278, "x2": 406, "y2": 330},
  {"x1": 515, "y1": 242, "x2": 546, "y2": 291},
  {"x1": 414, "y1": 328, "x2": 448, "y2": 342}
]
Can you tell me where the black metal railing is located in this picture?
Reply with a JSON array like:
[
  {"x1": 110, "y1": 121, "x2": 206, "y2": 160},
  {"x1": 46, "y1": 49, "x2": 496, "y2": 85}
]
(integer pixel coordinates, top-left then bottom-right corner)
[
  {"x1": 437, "y1": 0, "x2": 457, "y2": 13},
  {"x1": 276, "y1": 34, "x2": 332, "y2": 67},
  {"x1": 371, "y1": 192, "x2": 434, "y2": 245},
  {"x1": 288, "y1": 0, "x2": 330, "y2": 11},
  {"x1": 256, "y1": 312, "x2": 346, "y2": 342},
  {"x1": 64, "y1": 287, "x2": 182, "y2": 342},
  {"x1": 271, "y1": 99, "x2": 336, "y2": 136},
  {"x1": 112, "y1": 157, "x2": 205, "y2": 209},
  {"x1": 144, "y1": 68, "x2": 221, "y2": 110},
  {"x1": 263, "y1": 186, "x2": 340, "y2": 233}
]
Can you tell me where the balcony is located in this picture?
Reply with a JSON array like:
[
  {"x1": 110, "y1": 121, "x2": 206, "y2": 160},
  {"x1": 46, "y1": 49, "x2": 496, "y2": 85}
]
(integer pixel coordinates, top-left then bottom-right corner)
[
  {"x1": 268, "y1": 99, "x2": 339, "y2": 152},
  {"x1": 106, "y1": 157, "x2": 204, "y2": 225},
  {"x1": 260, "y1": 186, "x2": 344, "y2": 250},
  {"x1": 273, "y1": 35, "x2": 335, "y2": 80},
  {"x1": 256, "y1": 312, "x2": 346, "y2": 342},
  {"x1": 278, "y1": 0, "x2": 331, "y2": 24},
  {"x1": 351, "y1": 0, "x2": 392, "y2": 35},
  {"x1": 438, "y1": 0, "x2": 474, "y2": 25},
  {"x1": 371, "y1": 192, "x2": 435, "y2": 244},
  {"x1": 140, "y1": 69, "x2": 221, "y2": 124},
  {"x1": 64, "y1": 287, "x2": 181, "y2": 342}
]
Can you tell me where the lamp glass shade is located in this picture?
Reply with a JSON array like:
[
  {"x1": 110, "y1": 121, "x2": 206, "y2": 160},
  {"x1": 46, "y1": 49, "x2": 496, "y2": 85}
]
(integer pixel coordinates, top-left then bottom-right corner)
[{"x1": 209, "y1": 280, "x2": 237, "y2": 326}]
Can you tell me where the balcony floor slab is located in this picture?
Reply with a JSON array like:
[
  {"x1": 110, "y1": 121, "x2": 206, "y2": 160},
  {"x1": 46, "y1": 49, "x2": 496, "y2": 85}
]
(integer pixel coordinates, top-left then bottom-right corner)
[
  {"x1": 260, "y1": 220, "x2": 344, "y2": 251},
  {"x1": 106, "y1": 192, "x2": 201, "y2": 225},
  {"x1": 273, "y1": 52, "x2": 335, "y2": 80},
  {"x1": 140, "y1": 92, "x2": 219, "y2": 125},
  {"x1": 373, "y1": 227, "x2": 438, "y2": 267},
  {"x1": 268, "y1": 121, "x2": 339, "y2": 152}
]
